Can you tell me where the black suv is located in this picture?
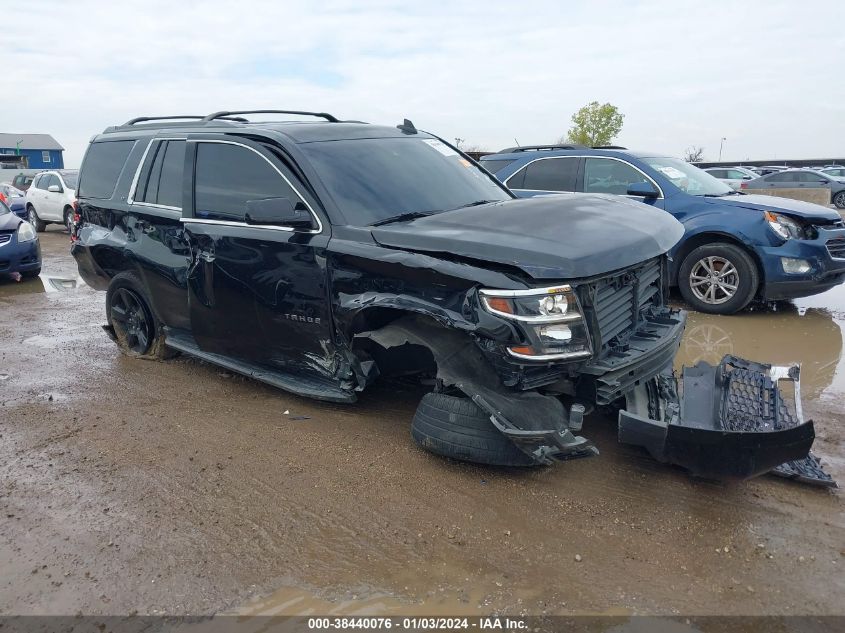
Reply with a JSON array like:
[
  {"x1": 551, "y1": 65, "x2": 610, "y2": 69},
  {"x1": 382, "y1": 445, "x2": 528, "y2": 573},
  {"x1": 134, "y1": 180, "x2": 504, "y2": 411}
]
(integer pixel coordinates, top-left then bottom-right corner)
[{"x1": 70, "y1": 110, "x2": 823, "y2": 483}]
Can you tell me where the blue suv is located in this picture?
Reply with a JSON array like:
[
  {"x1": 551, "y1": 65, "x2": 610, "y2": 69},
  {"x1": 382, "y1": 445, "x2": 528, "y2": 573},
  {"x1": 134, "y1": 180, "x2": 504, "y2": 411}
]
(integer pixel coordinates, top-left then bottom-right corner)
[{"x1": 480, "y1": 146, "x2": 845, "y2": 314}]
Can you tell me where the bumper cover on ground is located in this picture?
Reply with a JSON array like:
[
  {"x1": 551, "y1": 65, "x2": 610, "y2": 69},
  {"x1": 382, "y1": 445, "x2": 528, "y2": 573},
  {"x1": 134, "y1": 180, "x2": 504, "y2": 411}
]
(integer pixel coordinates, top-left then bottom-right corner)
[{"x1": 619, "y1": 355, "x2": 833, "y2": 484}]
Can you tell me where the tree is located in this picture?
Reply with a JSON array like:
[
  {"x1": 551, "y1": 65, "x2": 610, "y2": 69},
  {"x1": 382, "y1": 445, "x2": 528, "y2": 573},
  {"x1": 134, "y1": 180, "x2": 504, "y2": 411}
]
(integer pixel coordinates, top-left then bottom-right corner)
[
  {"x1": 684, "y1": 146, "x2": 705, "y2": 163},
  {"x1": 564, "y1": 101, "x2": 624, "y2": 147}
]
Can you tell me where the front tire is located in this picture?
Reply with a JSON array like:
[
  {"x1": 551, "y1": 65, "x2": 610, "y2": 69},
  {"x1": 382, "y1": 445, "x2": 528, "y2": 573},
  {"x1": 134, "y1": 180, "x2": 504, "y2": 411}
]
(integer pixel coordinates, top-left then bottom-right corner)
[
  {"x1": 678, "y1": 243, "x2": 758, "y2": 314},
  {"x1": 105, "y1": 272, "x2": 175, "y2": 360},
  {"x1": 411, "y1": 392, "x2": 537, "y2": 467},
  {"x1": 63, "y1": 206, "x2": 74, "y2": 234},
  {"x1": 27, "y1": 205, "x2": 46, "y2": 232},
  {"x1": 833, "y1": 191, "x2": 845, "y2": 209}
]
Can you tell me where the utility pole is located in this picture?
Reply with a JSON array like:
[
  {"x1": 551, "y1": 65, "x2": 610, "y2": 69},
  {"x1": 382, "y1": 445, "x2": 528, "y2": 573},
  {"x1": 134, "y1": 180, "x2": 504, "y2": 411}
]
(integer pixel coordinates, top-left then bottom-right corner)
[{"x1": 719, "y1": 137, "x2": 727, "y2": 162}]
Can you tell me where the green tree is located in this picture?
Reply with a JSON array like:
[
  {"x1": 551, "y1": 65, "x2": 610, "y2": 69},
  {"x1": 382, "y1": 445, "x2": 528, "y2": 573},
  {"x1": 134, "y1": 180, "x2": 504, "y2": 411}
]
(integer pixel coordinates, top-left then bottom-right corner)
[{"x1": 564, "y1": 101, "x2": 624, "y2": 146}]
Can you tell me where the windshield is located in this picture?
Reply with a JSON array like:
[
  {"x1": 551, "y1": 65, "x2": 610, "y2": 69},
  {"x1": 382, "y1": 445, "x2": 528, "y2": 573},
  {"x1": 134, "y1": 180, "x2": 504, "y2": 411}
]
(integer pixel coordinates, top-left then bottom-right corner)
[
  {"x1": 62, "y1": 173, "x2": 79, "y2": 189},
  {"x1": 300, "y1": 137, "x2": 511, "y2": 225},
  {"x1": 643, "y1": 157, "x2": 734, "y2": 196}
]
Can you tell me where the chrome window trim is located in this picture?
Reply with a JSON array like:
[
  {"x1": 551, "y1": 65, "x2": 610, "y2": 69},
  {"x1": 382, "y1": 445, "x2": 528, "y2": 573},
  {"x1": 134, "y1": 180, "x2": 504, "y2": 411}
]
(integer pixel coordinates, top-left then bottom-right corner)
[
  {"x1": 187, "y1": 139, "x2": 323, "y2": 235},
  {"x1": 127, "y1": 137, "x2": 185, "y2": 207},
  {"x1": 179, "y1": 217, "x2": 299, "y2": 233},
  {"x1": 504, "y1": 155, "x2": 665, "y2": 199}
]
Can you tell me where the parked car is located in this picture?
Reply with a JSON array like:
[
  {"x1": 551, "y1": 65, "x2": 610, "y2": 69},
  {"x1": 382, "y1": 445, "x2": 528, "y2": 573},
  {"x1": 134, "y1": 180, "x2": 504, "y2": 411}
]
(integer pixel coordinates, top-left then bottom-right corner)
[
  {"x1": 756, "y1": 165, "x2": 789, "y2": 176},
  {"x1": 822, "y1": 167, "x2": 845, "y2": 178},
  {"x1": 703, "y1": 166, "x2": 759, "y2": 190},
  {"x1": 25, "y1": 169, "x2": 78, "y2": 232},
  {"x1": 743, "y1": 169, "x2": 845, "y2": 208},
  {"x1": 11, "y1": 173, "x2": 35, "y2": 192},
  {"x1": 480, "y1": 147, "x2": 845, "y2": 314},
  {"x1": 0, "y1": 183, "x2": 28, "y2": 221},
  {"x1": 0, "y1": 198, "x2": 42, "y2": 278},
  {"x1": 68, "y1": 110, "x2": 820, "y2": 483}
]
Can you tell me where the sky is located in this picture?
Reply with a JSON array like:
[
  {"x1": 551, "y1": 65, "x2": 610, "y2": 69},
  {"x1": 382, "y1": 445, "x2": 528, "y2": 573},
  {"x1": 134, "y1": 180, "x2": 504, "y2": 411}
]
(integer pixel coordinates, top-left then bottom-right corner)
[{"x1": 3, "y1": 0, "x2": 844, "y2": 167}]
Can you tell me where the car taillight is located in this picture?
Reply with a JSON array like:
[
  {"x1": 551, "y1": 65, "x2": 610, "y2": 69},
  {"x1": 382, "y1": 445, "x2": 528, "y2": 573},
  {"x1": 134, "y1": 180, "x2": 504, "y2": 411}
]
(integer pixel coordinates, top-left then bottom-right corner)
[{"x1": 740, "y1": 182, "x2": 748, "y2": 189}]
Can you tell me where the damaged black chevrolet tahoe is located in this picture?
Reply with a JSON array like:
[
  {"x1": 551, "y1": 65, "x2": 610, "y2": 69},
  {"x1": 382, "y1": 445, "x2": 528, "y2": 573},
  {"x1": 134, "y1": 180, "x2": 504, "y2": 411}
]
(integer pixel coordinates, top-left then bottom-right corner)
[{"x1": 71, "y1": 110, "x2": 830, "y2": 484}]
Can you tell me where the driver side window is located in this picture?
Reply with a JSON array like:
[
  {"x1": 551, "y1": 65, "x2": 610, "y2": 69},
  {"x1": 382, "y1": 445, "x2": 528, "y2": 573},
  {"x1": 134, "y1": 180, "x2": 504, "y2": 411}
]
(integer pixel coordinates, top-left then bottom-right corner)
[
  {"x1": 193, "y1": 142, "x2": 302, "y2": 222},
  {"x1": 583, "y1": 158, "x2": 649, "y2": 195}
]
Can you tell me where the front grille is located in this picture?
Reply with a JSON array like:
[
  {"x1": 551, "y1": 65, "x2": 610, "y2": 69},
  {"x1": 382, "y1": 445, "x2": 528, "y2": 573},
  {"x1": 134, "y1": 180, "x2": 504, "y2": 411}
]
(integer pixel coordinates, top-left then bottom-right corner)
[
  {"x1": 0, "y1": 233, "x2": 11, "y2": 246},
  {"x1": 826, "y1": 237, "x2": 845, "y2": 259},
  {"x1": 579, "y1": 257, "x2": 663, "y2": 354}
]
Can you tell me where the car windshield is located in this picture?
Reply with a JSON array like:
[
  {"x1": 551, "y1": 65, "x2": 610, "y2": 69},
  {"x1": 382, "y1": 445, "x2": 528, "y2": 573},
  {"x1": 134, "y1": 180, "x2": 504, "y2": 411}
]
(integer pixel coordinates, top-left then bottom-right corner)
[
  {"x1": 300, "y1": 137, "x2": 512, "y2": 225},
  {"x1": 643, "y1": 157, "x2": 734, "y2": 196},
  {"x1": 62, "y1": 173, "x2": 79, "y2": 188}
]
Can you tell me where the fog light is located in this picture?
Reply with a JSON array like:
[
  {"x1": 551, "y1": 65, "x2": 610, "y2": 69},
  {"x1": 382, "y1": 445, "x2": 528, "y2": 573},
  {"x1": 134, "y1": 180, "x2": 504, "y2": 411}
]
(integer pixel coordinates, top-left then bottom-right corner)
[
  {"x1": 538, "y1": 324, "x2": 573, "y2": 342},
  {"x1": 781, "y1": 257, "x2": 812, "y2": 274}
]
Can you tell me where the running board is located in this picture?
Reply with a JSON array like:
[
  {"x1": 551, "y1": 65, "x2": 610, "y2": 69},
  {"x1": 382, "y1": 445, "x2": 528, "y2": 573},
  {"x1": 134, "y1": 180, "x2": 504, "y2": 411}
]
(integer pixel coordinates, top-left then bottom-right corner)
[{"x1": 163, "y1": 329, "x2": 356, "y2": 404}]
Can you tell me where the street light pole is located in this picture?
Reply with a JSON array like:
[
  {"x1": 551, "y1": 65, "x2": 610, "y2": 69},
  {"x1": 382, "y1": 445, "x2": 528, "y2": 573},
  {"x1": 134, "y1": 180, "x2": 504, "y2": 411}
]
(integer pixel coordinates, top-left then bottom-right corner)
[{"x1": 719, "y1": 137, "x2": 727, "y2": 162}]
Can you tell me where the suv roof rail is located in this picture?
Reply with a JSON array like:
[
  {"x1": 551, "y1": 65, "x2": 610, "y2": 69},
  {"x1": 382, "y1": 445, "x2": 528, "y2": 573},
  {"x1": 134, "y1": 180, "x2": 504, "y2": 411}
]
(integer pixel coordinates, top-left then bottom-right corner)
[
  {"x1": 593, "y1": 145, "x2": 627, "y2": 150},
  {"x1": 123, "y1": 115, "x2": 248, "y2": 126},
  {"x1": 495, "y1": 144, "x2": 586, "y2": 154},
  {"x1": 202, "y1": 109, "x2": 339, "y2": 123}
]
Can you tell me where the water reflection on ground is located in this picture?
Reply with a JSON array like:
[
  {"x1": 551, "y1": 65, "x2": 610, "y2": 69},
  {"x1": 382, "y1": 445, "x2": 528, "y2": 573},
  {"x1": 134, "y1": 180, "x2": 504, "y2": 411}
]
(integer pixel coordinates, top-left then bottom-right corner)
[{"x1": 675, "y1": 284, "x2": 845, "y2": 403}]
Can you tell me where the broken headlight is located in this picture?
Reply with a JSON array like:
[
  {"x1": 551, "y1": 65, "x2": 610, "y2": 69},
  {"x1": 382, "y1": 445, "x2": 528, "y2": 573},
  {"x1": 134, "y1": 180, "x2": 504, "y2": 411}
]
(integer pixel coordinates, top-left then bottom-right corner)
[
  {"x1": 480, "y1": 286, "x2": 593, "y2": 361},
  {"x1": 765, "y1": 211, "x2": 805, "y2": 240}
]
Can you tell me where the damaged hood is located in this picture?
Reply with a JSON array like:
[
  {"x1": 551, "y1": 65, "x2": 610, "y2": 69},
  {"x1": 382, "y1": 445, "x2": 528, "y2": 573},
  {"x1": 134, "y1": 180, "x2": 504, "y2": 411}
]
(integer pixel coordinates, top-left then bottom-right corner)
[{"x1": 370, "y1": 194, "x2": 684, "y2": 279}]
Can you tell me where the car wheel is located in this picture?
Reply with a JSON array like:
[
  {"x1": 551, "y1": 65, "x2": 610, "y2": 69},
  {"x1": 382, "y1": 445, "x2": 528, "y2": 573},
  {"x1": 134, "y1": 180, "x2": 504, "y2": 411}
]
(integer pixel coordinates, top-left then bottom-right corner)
[
  {"x1": 105, "y1": 272, "x2": 175, "y2": 360},
  {"x1": 411, "y1": 392, "x2": 537, "y2": 467},
  {"x1": 27, "y1": 205, "x2": 47, "y2": 233},
  {"x1": 833, "y1": 191, "x2": 845, "y2": 209},
  {"x1": 63, "y1": 206, "x2": 74, "y2": 234},
  {"x1": 678, "y1": 243, "x2": 759, "y2": 315}
]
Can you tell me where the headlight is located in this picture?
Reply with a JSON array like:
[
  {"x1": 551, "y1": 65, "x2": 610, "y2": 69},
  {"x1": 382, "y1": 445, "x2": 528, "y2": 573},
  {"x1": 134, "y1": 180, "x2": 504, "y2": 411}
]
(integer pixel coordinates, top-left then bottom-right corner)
[
  {"x1": 17, "y1": 221, "x2": 36, "y2": 242},
  {"x1": 480, "y1": 286, "x2": 593, "y2": 361},
  {"x1": 765, "y1": 211, "x2": 804, "y2": 240}
]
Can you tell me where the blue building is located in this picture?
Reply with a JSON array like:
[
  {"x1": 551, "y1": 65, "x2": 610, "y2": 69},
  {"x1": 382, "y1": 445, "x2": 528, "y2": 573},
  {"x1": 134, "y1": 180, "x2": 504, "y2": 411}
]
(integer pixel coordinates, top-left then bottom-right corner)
[{"x1": 0, "y1": 133, "x2": 64, "y2": 170}]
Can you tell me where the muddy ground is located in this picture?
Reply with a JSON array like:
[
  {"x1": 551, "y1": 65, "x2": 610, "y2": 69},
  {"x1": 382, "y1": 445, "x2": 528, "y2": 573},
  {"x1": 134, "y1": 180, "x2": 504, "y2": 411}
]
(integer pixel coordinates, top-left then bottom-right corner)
[{"x1": 0, "y1": 230, "x2": 843, "y2": 617}]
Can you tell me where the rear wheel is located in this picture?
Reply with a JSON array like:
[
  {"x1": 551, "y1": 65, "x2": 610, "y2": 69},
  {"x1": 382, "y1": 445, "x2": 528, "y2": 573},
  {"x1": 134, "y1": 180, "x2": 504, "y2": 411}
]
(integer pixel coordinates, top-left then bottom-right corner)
[
  {"x1": 411, "y1": 392, "x2": 537, "y2": 467},
  {"x1": 678, "y1": 243, "x2": 758, "y2": 315},
  {"x1": 105, "y1": 272, "x2": 174, "y2": 359},
  {"x1": 27, "y1": 205, "x2": 46, "y2": 232},
  {"x1": 833, "y1": 191, "x2": 845, "y2": 209}
]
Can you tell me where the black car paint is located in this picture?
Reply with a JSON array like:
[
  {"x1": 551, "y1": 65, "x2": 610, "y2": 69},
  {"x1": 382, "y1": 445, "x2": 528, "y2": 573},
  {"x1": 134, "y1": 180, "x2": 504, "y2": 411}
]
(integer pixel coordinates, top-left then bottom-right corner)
[{"x1": 70, "y1": 117, "x2": 818, "y2": 481}]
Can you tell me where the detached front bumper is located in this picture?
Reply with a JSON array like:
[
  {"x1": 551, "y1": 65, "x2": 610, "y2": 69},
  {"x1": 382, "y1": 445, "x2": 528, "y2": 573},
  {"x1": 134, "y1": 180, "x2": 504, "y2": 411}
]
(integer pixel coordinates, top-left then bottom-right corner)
[{"x1": 618, "y1": 355, "x2": 831, "y2": 483}]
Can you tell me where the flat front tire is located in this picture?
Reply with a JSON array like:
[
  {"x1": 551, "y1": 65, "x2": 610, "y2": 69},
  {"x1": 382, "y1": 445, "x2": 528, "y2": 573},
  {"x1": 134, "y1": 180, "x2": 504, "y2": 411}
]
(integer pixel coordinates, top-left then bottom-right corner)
[
  {"x1": 411, "y1": 392, "x2": 537, "y2": 467},
  {"x1": 678, "y1": 243, "x2": 758, "y2": 315}
]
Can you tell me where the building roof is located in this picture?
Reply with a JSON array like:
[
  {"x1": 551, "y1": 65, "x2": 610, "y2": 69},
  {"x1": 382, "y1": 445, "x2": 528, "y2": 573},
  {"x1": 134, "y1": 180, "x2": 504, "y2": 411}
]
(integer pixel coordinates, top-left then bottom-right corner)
[{"x1": 0, "y1": 133, "x2": 64, "y2": 151}]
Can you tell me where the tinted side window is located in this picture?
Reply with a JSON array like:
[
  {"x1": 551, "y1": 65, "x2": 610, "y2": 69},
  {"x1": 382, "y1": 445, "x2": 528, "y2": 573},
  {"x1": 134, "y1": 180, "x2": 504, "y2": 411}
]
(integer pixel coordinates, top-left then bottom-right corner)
[
  {"x1": 708, "y1": 169, "x2": 726, "y2": 178},
  {"x1": 795, "y1": 172, "x2": 824, "y2": 183},
  {"x1": 521, "y1": 157, "x2": 579, "y2": 191},
  {"x1": 45, "y1": 175, "x2": 59, "y2": 190},
  {"x1": 137, "y1": 140, "x2": 186, "y2": 208},
  {"x1": 478, "y1": 159, "x2": 516, "y2": 174},
  {"x1": 78, "y1": 140, "x2": 135, "y2": 199},
  {"x1": 194, "y1": 142, "x2": 301, "y2": 221},
  {"x1": 583, "y1": 158, "x2": 649, "y2": 195},
  {"x1": 506, "y1": 166, "x2": 526, "y2": 189},
  {"x1": 33, "y1": 175, "x2": 47, "y2": 190},
  {"x1": 767, "y1": 172, "x2": 793, "y2": 182}
]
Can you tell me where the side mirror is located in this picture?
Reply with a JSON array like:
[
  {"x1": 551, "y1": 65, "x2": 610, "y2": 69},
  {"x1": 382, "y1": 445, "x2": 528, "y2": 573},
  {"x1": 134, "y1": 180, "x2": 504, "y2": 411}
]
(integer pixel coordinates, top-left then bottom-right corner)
[
  {"x1": 47, "y1": 185, "x2": 62, "y2": 193},
  {"x1": 626, "y1": 181, "x2": 659, "y2": 198},
  {"x1": 244, "y1": 197, "x2": 315, "y2": 229}
]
